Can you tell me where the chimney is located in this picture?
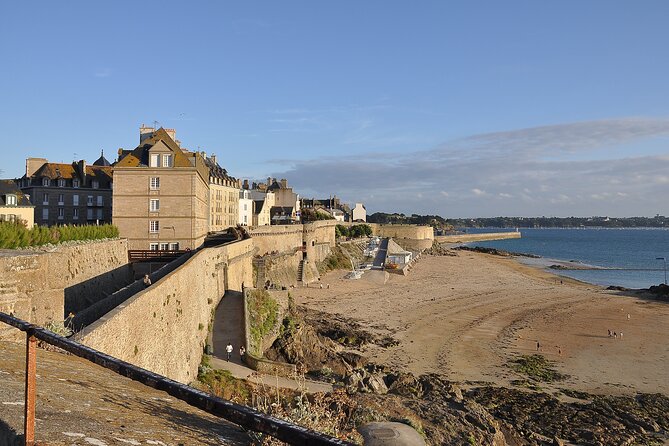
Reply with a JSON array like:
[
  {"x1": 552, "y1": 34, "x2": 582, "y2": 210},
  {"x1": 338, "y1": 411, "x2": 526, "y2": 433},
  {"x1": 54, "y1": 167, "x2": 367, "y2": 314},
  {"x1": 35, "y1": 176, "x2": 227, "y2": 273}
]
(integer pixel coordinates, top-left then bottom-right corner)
[
  {"x1": 243, "y1": 179, "x2": 249, "y2": 189},
  {"x1": 77, "y1": 160, "x2": 87, "y2": 183},
  {"x1": 164, "y1": 128, "x2": 177, "y2": 141},
  {"x1": 267, "y1": 177, "x2": 271, "y2": 186},
  {"x1": 25, "y1": 157, "x2": 48, "y2": 177},
  {"x1": 280, "y1": 178, "x2": 287, "y2": 189},
  {"x1": 139, "y1": 124, "x2": 155, "y2": 143},
  {"x1": 210, "y1": 154, "x2": 217, "y2": 165}
]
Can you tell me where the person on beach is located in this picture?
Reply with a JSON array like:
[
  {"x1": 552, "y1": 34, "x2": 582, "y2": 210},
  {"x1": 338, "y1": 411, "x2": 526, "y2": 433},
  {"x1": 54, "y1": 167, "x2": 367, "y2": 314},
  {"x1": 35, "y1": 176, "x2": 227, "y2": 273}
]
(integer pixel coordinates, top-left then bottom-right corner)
[
  {"x1": 614, "y1": 332, "x2": 617, "y2": 339},
  {"x1": 608, "y1": 329, "x2": 612, "y2": 337},
  {"x1": 627, "y1": 313, "x2": 630, "y2": 320},
  {"x1": 620, "y1": 332, "x2": 623, "y2": 339},
  {"x1": 226, "y1": 342, "x2": 233, "y2": 361},
  {"x1": 536, "y1": 341, "x2": 541, "y2": 351},
  {"x1": 143, "y1": 274, "x2": 151, "y2": 287}
]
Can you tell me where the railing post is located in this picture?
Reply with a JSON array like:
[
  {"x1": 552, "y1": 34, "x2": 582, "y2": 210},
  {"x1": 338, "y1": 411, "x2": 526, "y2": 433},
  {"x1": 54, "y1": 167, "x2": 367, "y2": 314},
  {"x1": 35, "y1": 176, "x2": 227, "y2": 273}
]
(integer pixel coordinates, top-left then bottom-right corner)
[{"x1": 24, "y1": 330, "x2": 37, "y2": 446}]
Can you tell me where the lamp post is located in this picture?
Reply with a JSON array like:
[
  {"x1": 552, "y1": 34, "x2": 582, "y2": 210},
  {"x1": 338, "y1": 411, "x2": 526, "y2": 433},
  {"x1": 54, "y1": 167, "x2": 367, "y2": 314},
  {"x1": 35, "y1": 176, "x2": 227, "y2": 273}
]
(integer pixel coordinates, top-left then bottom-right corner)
[{"x1": 657, "y1": 257, "x2": 667, "y2": 285}]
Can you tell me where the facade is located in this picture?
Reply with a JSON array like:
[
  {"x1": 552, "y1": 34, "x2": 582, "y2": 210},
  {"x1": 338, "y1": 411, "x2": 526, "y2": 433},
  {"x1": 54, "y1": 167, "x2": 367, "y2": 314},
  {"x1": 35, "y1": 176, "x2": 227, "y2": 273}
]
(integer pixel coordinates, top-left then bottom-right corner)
[
  {"x1": 18, "y1": 154, "x2": 113, "y2": 226},
  {"x1": 113, "y1": 127, "x2": 210, "y2": 251},
  {"x1": 249, "y1": 190, "x2": 275, "y2": 227},
  {"x1": 0, "y1": 180, "x2": 35, "y2": 227},
  {"x1": 204, "y1": 155, "x2": 241, "y2": 232},
  {"x1": 352, "y1": 202, "x2": 367, "y2": 222},
  {"x1": 238, "y1": 189, "x2": 253, "y2": 226},
  {"x1": 266, "y1": 178, "x2": 300, "y2": 224}
]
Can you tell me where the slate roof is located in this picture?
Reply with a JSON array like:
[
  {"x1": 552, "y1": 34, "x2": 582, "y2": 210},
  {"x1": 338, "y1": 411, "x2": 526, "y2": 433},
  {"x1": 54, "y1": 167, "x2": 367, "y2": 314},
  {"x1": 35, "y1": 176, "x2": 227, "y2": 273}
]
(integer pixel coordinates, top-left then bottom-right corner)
[
  {"x1": 0, "y1": 180, "x2": 33, "y2": 206},
  {"x1": 30, "y1": 163, "x2": 112, "y2": 182},
  {"x1": 93, "y1": 150, "x2": 112, "y2": 167},
  {"x1": 253, "y1": 200, "x2": 266, "y2": 215},
  {"x1": 115, "y1": 128, "x2": 193, "y2": 168},
  {"x1": 203, "y1": 156, "x2": 237, "y2": 182}
]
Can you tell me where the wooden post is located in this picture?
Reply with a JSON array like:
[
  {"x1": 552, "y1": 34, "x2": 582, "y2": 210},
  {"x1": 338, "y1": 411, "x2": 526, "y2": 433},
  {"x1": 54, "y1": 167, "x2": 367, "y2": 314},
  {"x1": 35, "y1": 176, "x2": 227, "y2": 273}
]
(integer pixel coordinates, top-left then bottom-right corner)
[{"x1": 24, "y1": 331, "x2": 37, "y2": 446}]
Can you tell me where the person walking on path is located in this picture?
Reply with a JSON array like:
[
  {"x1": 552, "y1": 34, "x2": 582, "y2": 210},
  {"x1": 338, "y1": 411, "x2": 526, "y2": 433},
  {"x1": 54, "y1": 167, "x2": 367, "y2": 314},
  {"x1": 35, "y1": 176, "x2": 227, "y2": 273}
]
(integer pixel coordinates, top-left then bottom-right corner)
[
  {"x1": 226, "y1": 342, "x2": 233, "y2": 361},
  {"x1": 239, "y1": 345, "x2": 246, "y2": 362},
  {"x1": 143, "y1": 274, "x2": 152, "y2": 287}
]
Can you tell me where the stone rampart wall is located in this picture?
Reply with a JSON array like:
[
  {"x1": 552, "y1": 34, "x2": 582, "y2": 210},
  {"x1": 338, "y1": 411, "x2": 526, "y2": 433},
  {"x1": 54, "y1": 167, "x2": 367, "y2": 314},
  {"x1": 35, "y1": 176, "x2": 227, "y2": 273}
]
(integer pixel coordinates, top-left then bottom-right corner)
[
  {"x1": 249, "y1": 225, "x2": 303, "y2": 256},
  {"x1": 435, "y1": 231, "x2": 521, "y2": 244},
  {"x1": 0, "y1": 239, "x2": 130, "y2": 339},
  {"x1": 263, "y1": 252, "x2": 301, "y2": 288},
  {"x1": 376, "y1": 224, "x2": 434, "y2": 241},
  {"x1": 76, "y1": 239, "x2": 254, "y2": 384}
]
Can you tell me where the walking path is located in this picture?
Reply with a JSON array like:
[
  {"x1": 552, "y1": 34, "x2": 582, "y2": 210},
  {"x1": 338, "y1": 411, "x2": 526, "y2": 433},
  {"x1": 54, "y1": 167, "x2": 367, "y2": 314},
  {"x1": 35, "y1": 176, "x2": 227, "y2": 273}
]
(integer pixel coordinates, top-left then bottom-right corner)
[{"x1": 211, "y1": 291, "x2": 332, "y2": 393}]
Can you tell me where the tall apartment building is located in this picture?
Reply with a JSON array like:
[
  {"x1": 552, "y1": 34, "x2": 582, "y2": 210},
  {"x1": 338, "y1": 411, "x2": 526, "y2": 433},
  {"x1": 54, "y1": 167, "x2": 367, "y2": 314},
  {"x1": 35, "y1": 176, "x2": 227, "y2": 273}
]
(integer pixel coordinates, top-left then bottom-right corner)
[
  {"x1": 18, "y1": 153, "x2": 113, "y2": 226},
  {"x1": 113, "y1": 127, "x2": 210, "y2": 251},
  {"x1": 204, "y1": 155, "x2": 241, "y2": 232}
]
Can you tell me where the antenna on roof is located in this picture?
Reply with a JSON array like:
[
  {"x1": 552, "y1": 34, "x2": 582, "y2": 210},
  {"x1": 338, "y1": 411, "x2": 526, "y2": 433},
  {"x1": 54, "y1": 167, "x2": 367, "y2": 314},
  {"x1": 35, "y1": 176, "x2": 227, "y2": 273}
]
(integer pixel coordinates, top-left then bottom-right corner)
[
  {"x1": 153, "y1": 120, "x2": 159, "y2": 129},
  {"x1": 73, "y1": 153, "x2": 79, "y2": 161}
]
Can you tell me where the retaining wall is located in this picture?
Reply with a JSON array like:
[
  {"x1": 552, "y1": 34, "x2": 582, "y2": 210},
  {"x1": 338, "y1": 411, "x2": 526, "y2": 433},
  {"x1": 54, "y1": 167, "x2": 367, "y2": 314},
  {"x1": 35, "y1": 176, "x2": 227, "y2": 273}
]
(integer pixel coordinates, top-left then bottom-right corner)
[
  {"x1": 436, "y1": 231, "x2": 521, "y2": 244},
  {"x1": 249, "y1": 226, "x2": 303, "y2": 256},
  {"x1": 0, "y1": 239, "x2": 130, "y2": 340},
  {"x1": 76, "y1": 239, "x2": 254, "y2": 384}
]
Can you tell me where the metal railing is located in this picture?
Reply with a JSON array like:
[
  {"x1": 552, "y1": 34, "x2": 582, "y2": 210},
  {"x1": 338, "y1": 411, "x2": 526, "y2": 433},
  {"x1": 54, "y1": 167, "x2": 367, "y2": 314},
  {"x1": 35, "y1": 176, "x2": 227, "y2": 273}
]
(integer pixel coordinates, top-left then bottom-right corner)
[
  {"x1": 127, "y1": 249, "x2": 188, "y2": 262},
  {"x1": 0, "y1": 312, "x2": 353, "y2": 446}
]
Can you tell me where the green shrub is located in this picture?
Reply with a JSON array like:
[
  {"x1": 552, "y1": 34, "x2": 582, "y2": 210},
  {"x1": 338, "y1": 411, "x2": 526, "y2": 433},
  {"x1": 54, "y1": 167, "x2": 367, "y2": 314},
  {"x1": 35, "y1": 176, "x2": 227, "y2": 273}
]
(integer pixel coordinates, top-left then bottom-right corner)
[
  {"x1": 0, "y1": 222, "x2": 119, "y2": 249},
  {"x1": 246, "y1": 289, "x2": 279, "y2": 356}
]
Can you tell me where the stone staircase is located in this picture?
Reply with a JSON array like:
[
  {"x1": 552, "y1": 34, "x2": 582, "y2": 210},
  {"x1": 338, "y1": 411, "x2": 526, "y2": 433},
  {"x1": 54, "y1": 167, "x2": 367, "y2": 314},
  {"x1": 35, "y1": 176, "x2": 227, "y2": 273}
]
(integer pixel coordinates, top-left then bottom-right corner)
[
  {"x1": 297, "y1": 259, "x2": 305, "y2": 284},
  {"x1": 253, "y1": 257, "x2": 266, "y2": 288}
]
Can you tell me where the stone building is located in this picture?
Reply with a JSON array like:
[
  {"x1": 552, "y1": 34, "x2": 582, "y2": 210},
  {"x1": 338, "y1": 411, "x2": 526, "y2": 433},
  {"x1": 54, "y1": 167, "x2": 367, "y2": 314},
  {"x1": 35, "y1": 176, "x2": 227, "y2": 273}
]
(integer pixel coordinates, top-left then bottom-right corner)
[
  {"x1": 204, "y1": 154, "x2": 241, "y2": 232},
  {"x1": 352, "y1": 202, "x2": 367, "y2": 222},
  {"x1": 113, "y1": 127, "x2": 210, "y2": 251},
  {"x1": 266, "y1": 178, "x2": 300, "y2": 224},
  {"x1": 0, "y1": 180, "x2": 35, "y2": 227},
  {"x1": 18, "y1": 153, "x2": 113, "y2": 226},
  {"x1": 238, "y1": 189, "x2": 253, "y2": 226}
]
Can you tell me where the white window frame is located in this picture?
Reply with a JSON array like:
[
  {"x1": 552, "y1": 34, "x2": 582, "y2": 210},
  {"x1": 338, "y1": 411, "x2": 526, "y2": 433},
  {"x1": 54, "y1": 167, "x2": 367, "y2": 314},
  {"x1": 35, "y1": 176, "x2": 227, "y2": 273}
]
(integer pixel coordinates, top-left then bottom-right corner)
[
  {"x1": 87, "y1": 195, "x2": 93, "y2": 206},
  {"x1": 149, "y1": 243, "x2": 159, "y2": 251},
  {"x1": 42, "y1": 193, "x2": 48, "y2": 205},
  {"x1": 162, "y1": 154, "x2": 173, "y2": 167},
  {"x1": 150, "y1": 199, "x2": 160, "y2": 212},
  {"x1": 150, "y1": 154, "x2": 160, "y2": 167},
  {"x1": 58, "y1": 194, "x2": 64, "y2": 205},
  {"x1": 150, "y1": 177, "x2": 160, "y2": 190},
  {"x1": 73, "y1": 208, "x2": 79, "y2": 220},
  {"x1": 58, "y1": 208, "x2": 64, "y2": 219},
  {"x1": 92, "y1": 180, "x2": 99, "y2": 189},
  {"x1": 149, "y1": 220, "x2": 159, "y2": 233},
  {"x1": 58, "y1": 179, "x2": 66, "y2": 187},
  {"x1": 42, "y1": 178, "x2": 49, "y2": 187},
  {"x1": 169, "y1": 242, "x2": 179, "y2": 250},
  {"x1": 6, "y1": 195, "x2": 17, "y2": 206},
  {"x1": 159, "y1": 243, "x2": 169, "y2": 251},
  {"x1": 73, "y1": 179, "x2": 80, "y2": 188}
]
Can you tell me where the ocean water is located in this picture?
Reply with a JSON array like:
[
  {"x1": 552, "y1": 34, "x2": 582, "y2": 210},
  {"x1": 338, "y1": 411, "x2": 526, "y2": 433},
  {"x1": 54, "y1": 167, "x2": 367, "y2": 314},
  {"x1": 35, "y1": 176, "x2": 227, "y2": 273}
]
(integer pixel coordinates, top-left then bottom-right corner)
[{"x1": 464, "y1": 228, "x2": 669, "y2": 289}]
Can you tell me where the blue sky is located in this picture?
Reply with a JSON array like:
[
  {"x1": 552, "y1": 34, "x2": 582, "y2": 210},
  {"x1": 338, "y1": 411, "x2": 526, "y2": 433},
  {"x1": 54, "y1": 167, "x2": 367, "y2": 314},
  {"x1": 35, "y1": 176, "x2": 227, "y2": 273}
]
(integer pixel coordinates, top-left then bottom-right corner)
[{"x1": 1, "y1": 1, "x2": 668, "y2": 217}]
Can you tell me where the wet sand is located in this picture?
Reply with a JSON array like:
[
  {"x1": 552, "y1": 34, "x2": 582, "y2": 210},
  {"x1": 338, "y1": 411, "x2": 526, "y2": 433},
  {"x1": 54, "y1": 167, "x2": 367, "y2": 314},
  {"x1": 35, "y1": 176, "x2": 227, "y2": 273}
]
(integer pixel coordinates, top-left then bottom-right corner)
[{"x1": 293, "y1": 251, "x2": 669, "y2": 395}]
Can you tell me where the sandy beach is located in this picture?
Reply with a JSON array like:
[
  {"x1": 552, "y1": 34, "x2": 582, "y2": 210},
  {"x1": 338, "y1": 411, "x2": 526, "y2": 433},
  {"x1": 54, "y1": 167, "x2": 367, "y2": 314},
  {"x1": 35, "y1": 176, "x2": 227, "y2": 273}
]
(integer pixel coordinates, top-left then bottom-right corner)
[{"x1": 294, "y1": 251, "x2": 669, "y2": 396}]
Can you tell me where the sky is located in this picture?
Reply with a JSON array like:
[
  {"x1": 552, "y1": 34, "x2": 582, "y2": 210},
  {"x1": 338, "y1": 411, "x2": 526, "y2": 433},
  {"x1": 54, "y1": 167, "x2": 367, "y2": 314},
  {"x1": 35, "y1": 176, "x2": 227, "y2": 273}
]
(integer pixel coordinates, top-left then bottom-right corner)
[{"x1": 1, "y1": 1, "x2": 668, "y2": 218}]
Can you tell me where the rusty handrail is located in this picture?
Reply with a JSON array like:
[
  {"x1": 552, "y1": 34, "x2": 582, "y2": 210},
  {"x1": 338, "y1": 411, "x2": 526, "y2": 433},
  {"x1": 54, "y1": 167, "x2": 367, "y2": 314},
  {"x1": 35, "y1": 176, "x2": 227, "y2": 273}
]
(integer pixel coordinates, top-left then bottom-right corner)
[{"x1": 0, "y1": 312, "x2": 354, "y2": 446}]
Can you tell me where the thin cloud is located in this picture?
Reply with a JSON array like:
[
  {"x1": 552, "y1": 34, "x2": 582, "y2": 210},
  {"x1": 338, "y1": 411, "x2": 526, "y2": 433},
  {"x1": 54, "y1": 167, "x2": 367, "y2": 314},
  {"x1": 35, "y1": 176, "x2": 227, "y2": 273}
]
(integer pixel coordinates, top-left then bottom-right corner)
[
  {"x1": 271, "y1": 117, "x2": 669, "y2": 216},
  {"x1": 94, "y1": 68, "x2": 111, "y2": 78}
]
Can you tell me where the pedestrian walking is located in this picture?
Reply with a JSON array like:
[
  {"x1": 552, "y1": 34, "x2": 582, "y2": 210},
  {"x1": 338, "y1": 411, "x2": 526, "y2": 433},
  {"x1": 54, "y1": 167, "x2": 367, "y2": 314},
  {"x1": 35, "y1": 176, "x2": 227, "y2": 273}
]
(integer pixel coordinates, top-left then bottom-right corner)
[
  {"x1": 239, "y1": 345, "x2": 246, "y2": 361},
  {"x1": 226, "y1": 342, "x2": 233, "y2": 361}
]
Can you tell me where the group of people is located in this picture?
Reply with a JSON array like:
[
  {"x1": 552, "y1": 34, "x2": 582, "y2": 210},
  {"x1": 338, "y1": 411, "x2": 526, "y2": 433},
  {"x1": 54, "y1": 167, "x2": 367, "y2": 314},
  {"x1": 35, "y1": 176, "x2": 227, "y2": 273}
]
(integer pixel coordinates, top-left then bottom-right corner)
[
  {"x1": 607, "y1": 329, "x2": 623, "y2": 339},
  {"x1": 225, "y1": 342, "x2": 245, "y2": 362}
]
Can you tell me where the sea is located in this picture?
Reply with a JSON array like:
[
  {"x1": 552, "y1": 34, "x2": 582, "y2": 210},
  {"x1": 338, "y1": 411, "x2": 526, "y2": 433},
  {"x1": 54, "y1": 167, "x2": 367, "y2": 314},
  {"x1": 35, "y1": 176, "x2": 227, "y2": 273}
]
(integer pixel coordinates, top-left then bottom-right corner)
[{"x1": 463, "y1": 228, "x2": 669, "y2": 289}]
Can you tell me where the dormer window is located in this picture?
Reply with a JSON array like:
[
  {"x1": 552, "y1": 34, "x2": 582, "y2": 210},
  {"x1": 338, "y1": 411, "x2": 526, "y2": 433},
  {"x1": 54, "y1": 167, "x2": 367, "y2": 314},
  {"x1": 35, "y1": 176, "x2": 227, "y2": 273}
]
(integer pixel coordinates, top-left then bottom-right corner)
[
  {"x1": 5, "y1": 195, "x2": 17, "y2": 206},
  {"x1": 150, "y1": 154, "x2": 160, "y2": 167},
  {"x1": 58, "y1": 179, "x2": 66, "y2": 187},
  {"x1": 162, "y1": 154, "x2": 173, "y2": 167},
  {"x1": 92, "y1": 180, "x2": 99, "y2": 189},
  {"x1": 73, "y1": 179, "x2": 80, "y2": 188},
  {"x1": 42, "y1": 178, "x2": 50, "y2": 187}
]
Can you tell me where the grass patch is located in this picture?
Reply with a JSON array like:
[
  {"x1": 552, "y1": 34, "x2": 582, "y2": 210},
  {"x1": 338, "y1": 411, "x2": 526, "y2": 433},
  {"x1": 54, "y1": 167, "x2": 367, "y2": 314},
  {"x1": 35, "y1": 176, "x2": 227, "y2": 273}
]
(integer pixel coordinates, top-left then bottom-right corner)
[
  {"x1": 508, "y1": 354, "x2": 567, "y2": 383},
  {"x1": 198, "y1": 367, "x2": 252, "y2": 404},
  {"x1": 247, "y1": 289, "x2": 279, "y2": 356}
]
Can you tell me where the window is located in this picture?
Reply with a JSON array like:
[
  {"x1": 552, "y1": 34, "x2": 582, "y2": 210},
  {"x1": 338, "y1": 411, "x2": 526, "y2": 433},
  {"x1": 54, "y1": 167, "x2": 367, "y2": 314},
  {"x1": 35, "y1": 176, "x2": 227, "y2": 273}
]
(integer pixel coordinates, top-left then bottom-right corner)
[
  {"x1": 169, "y1": 242, "x2": 179, "y2": 250},
  {"x1": 42, "y1": 178, "x2": 49, "y2": 187},
  {"x1": 160, "y1": 243, "x2": 169, "y2": 251},
  {"x1": 243, "y1": 203, "x2": 247, "y2": 211},
  {"x1": 42, "y1": 193, "x2": 48, "y2": 204},
  {"x1": 42, "y1": 209, "x2": 48, "y2": 220},
  {"x1": 150, "y1": 177, "x2": 160, "y2": 190},
  {"x1": 149, "y1": 220, "x2": 159, "y2": 233},
  {"x1": 73, "y1": 195, "x2": 79, "y2": 206},
  {"x1": 92, "y1": 180, "x2": 99, "y2": 189},
  {"x1": 96, "y1": 209, "x2": 102, "y2": 220},
  {"x1": 73, "y1": 208, "x2": 79, "y2": 220},
  {"x1": 58, "y1": 208, "x2": 64, "y2": 219},
  {"x1": 149, "y1": 243, "x2": 159, "y2": 251},
  {"x1": 150, "y1": 154, "x2": 160, "y2": 167},
  {"x1": 58, "y1": 194, "x2": 64, "y2": 205},
  {"x1": 243, "y1": 215, "x2": 248, "y2": 224},
  {"x1": 150, "y1": 199, "x2": 160, "y2": 212},
  {"x1": 97, "y1": 196, "x2": 103, "y2": 206},
  {"x1": 87, "y1": 209, "x2": 93, "y2": 220},
  {"x1": 58, "y1": 179, "x2": 66, "y2": 187},
  {"x1": 162, "y1": 154, "x2": 173, "y2": 167},
  {"x1": 87, "y1": 195, "x2": 93, "y2": 206},
  {"x1": 73, "y1": 179, "x2": 80, "y2": 188},
  {"x1": 6, "y1": 195, "x2": 17, "y2": 206}
]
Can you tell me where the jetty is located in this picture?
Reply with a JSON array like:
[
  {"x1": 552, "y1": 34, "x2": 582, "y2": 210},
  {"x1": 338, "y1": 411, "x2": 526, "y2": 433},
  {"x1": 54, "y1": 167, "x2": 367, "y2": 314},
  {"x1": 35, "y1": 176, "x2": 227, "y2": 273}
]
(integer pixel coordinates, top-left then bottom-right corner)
[{"x1": 435, "y1": 231, "x2": 521, "y2": 244}]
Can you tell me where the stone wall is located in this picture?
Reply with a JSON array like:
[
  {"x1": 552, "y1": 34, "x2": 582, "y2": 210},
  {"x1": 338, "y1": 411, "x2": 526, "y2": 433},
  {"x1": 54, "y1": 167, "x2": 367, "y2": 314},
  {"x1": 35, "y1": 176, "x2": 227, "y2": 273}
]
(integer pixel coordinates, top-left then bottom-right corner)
[
  {"x1": 249, "y1": 225, "x2": 303, "y2": 256},
  {"x1": 262, "y1": 252, "x2": 301, "y2": 288},
  {"x1": 76, "y1": 239, "x2": 254, "y2": 384},
  {"x1": 376, "y1": 224, "x2": 434, "y2": 241},
  {"x1": 0, "y1": 239, "x2": 130, "y2": 339}
]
